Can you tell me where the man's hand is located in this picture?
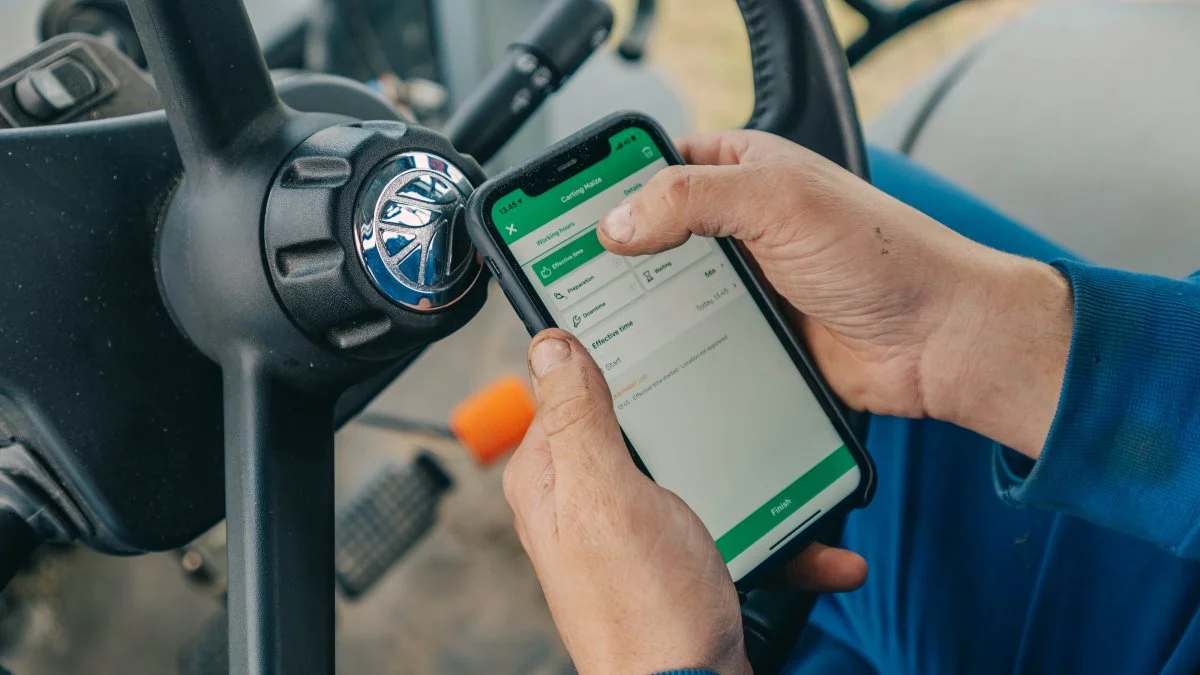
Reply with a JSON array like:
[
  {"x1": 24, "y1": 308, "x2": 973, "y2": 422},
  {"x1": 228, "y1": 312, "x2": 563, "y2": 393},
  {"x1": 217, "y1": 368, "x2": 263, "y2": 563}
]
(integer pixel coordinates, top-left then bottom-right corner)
[
  {"x1": 599, "y1": 131, "x2": 1073, "y2": 459},
  {"x1": 505, "y1": 330, "x2": 867, "y2": 675}
]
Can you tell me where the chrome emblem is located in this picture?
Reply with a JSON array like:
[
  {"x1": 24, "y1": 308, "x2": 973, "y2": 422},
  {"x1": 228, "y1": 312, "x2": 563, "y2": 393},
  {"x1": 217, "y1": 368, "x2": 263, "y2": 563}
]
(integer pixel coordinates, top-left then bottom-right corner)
[{"x1": 355, "y1": 151, "x2": 481, "y2": 311}]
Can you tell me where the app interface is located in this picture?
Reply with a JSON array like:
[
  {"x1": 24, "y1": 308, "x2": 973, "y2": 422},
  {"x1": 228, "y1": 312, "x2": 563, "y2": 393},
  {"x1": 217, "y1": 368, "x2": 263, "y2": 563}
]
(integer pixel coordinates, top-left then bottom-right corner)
[{"x1": 491, "y1": 126, "x2": 860, "y2": 579}]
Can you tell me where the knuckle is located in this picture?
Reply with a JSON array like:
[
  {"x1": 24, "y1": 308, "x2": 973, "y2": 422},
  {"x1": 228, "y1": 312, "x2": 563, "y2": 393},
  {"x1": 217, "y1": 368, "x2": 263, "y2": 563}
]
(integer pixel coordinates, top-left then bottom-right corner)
[
  {"x1": 502, "y1": 443, "x2": 556, "y2": 513},
  {"x1": 728, "y1": 130, "x2": 759, "y2": 160},
  {"x1": 539, "y1": 388, "x2": 607, "y2": 439},
  {"x1": 656, "y1": 165, "x2": 693, "y2": 216}
]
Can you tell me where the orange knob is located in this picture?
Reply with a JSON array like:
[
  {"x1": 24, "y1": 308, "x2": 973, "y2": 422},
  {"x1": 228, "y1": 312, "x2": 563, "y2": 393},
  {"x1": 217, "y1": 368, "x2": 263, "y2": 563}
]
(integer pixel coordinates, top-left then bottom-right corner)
[{"x1": 449, "y1": 374, "x2": 537, "y2": 465}]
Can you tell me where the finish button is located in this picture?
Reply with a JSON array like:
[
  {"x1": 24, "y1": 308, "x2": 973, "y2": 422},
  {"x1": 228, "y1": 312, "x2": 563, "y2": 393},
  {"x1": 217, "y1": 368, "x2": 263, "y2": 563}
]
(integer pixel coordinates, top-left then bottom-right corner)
[{"x1": 714, "y1": 446, "x2": 855, "y2": 563}]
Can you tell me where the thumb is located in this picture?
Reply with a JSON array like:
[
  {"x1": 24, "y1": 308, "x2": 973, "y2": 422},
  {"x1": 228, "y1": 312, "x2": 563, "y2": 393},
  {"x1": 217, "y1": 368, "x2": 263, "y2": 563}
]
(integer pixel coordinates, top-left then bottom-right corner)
[
  {"x1": 527, "y1": 330, "x2": 631, "y2": 483},
  {"x1": 597, "y1": 163, "x2": 777, "y2": 256}
]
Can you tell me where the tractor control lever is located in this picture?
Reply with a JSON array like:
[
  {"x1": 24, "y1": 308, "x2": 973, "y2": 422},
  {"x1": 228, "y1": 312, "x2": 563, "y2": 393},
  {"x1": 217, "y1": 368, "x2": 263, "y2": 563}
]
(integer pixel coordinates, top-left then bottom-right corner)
[
  {"x1": 443, "y1": 0, "x2": 613, "y2": 165},
  {"x1": 617, "y1": 0, "x2": 657, "y2": 62}
]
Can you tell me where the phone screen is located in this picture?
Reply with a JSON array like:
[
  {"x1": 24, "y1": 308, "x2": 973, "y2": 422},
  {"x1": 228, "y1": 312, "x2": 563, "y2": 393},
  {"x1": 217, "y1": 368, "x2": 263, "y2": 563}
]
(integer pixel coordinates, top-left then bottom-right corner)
[{"x1": 488, "y1": 124, "x2": 861, "y2": 580}]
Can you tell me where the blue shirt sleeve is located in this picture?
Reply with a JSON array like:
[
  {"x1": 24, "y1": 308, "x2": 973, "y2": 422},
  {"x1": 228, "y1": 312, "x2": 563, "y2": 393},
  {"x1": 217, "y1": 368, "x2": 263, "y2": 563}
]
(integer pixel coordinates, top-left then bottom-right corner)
[{"x1": 994, "y1": 259, "x2": 1200, "y2": 559}]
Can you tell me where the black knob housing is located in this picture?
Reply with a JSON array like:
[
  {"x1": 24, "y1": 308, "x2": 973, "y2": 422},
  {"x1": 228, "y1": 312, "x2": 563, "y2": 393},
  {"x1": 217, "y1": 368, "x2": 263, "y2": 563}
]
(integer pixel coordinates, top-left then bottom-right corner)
[{"x1": 264, "y1": 121, "x2": 488, "y2": 361}]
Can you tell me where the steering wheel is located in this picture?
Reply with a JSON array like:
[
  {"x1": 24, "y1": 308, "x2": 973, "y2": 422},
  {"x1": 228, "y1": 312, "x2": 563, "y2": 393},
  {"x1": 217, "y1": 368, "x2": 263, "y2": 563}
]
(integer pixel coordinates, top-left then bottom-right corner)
[{"x1": 0, "y1": 1, "x2": 867, "y2": 672}]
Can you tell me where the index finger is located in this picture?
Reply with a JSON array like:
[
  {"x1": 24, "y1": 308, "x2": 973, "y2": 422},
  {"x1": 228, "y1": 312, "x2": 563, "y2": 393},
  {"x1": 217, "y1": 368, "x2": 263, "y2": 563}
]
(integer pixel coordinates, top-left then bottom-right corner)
[
  {"x1": 677, "y1": 129, "x2": 793, "y2": 166},
  {"x1": 775, "y1": 543, "x2": 868, "y2": 592},
  {"x1": 677, "y1": 132, "x2": 750, "y2": 166}
]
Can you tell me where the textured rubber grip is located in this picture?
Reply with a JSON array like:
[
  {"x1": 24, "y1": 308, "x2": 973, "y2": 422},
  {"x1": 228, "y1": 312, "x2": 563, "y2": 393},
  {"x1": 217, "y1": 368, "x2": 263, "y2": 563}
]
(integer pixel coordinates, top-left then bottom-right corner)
[{"x1": 735, "y1": 0, "x2": 869, "y2": 179}]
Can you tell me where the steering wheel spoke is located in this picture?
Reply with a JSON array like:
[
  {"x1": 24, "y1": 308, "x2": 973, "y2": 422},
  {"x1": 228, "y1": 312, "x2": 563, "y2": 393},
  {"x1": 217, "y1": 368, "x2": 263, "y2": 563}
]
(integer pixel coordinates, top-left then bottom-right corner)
[
  {"x1": 125, "y1": 0, "x2": 285, "y2": 169},
  {"x1": 223, "y1": 360, "x2": 336, "y2": 675}
]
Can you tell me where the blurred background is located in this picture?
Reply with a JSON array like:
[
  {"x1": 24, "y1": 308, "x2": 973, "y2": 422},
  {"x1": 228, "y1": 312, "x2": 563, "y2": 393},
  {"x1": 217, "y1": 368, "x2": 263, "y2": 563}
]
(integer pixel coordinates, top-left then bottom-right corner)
[{"x1": 0, "y1": 0, "x2": 1045, "y2": 672}]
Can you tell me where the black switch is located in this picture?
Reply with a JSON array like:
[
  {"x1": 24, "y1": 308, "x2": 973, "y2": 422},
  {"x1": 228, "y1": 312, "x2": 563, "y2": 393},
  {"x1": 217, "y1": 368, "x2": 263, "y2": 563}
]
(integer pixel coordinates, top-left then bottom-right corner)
[
  {"x1": 14, "y1": 57, "x2": 98, "y2": 120},
  {"x1": 484, "y1": 256, "x2": 504, "y2": 279}
]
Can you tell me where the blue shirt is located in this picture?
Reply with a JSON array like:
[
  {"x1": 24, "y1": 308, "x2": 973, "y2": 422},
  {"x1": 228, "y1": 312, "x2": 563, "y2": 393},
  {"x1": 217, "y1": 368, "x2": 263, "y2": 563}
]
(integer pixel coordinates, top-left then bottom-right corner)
[
  {"x1": 788, "y1": 146, "x2": 1200, "y2": 675},
  {"x1": 790, "y1": 263, "x2": 1200, "y2": 675},
  {"x1": 997, "y1": 260, "x2": 1200, "y2": 558}
]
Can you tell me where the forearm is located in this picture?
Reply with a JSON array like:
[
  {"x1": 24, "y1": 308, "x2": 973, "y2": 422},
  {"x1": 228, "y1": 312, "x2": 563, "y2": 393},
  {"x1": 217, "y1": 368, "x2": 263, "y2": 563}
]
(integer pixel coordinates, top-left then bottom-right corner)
[
  {"x1": 922, "y1": 247, "x2": 1073, "y2": 459},
  {"x1": 924, "y1": 250, "x2": 1200, "y2": 557}
]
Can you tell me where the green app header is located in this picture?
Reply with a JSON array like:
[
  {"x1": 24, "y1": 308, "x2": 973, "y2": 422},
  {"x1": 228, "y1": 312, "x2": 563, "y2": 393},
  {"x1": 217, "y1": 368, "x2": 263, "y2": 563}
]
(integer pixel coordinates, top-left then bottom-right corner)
[{"x1": 491, "y1": 127, "x2": 664, "y2": 244}]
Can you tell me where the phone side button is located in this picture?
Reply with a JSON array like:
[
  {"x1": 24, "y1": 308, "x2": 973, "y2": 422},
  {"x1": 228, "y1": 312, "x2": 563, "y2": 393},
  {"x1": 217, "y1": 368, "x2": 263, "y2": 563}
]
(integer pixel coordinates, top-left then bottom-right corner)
[{"x1": 484, "y1": 257, "x2": 503, "y2": 279}]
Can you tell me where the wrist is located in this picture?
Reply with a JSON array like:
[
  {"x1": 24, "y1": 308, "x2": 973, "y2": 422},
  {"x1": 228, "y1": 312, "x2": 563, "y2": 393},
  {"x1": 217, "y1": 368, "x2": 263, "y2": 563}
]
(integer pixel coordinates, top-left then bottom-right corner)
[
  {"x1": 575, "y1": 623, "x2": 751, "y2": 675},
  {"x1": 653, "y1": 660, "x2": 749, "y2": 675},
  {"x1": 631, "y1": 638, "x2": 751, "y2": 675},
  {"x1": 714, "y1": 651, "x2": 753, "y2": 675},
  {"x1": 591, "y1": 651, "x2": 751, "y2": 675},
  {"x1": 920, "y1": 249, "x2": 1073, "y2": 458}
]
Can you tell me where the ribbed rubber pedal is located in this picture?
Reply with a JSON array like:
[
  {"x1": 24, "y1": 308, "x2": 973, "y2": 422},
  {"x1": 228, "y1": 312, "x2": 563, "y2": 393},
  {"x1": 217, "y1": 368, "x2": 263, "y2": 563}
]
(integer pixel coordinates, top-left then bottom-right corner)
[
  {"x1": 177, "y1": 453, "x2": 452, "y2": 673},
  {"x1": 334, "y1": 451, "x2": 453, "y2": 599}
]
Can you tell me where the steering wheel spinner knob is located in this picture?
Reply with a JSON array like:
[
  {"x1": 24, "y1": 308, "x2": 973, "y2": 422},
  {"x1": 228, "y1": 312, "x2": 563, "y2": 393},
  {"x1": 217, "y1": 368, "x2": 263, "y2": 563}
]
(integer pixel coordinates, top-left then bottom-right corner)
[
  {"x1": 264, "y1": 121, "x2": 487, "y2": 360},
  {"x1": 354, "y1": 150, "x2": 477, "y2": 312}
]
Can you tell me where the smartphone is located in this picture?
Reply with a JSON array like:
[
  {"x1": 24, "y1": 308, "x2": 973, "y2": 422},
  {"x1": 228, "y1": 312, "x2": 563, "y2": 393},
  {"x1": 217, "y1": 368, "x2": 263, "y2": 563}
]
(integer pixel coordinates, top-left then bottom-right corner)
[{"x1": 467, "y1": 112, "x2": 874, "y2": 586}]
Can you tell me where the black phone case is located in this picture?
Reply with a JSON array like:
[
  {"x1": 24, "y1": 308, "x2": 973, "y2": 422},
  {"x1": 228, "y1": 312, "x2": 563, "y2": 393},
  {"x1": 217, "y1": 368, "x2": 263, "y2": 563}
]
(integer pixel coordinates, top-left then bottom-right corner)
[{"x1": 465, "y1": 110, "x2": 875, "y2": 590}]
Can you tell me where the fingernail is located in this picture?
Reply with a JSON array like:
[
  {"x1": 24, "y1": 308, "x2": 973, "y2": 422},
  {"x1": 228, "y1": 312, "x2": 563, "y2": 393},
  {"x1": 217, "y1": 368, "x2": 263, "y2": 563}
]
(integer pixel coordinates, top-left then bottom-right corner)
[
  {"x1": 600, "y1": 202, "x2": 634, "y2": 243},
  {"x1": 530, "y1": 338, "x2": 571, "y2": 378}
]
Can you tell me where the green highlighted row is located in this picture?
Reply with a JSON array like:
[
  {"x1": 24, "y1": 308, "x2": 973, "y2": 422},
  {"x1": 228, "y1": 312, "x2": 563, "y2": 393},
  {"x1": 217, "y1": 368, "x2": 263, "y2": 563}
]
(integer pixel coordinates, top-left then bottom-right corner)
[
  {"x1": 530, "y1": 227, "x2": 607, "y2": 287},
  {"x1": 714, "y1": 446, "x2": 856, "y2": 563}
]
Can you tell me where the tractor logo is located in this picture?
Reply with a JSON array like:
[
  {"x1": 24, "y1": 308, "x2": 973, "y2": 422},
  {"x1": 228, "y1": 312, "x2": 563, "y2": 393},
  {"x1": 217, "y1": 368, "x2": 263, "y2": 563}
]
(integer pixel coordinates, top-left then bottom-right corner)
[{"x1": 356, "y1": 151, "x2": 480, "y2": 311}]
